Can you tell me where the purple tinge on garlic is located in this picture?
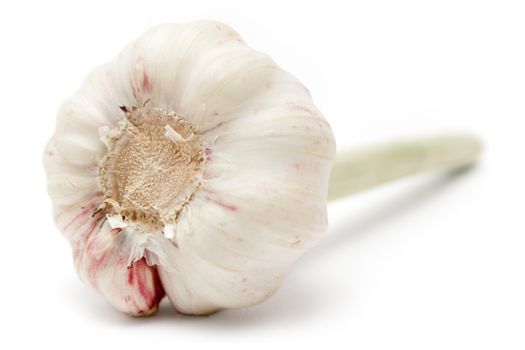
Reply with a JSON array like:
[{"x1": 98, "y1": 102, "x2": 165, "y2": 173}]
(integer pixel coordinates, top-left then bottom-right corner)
[{"x1": 43, "y1": 20, "x2": 336, "y2": 316}]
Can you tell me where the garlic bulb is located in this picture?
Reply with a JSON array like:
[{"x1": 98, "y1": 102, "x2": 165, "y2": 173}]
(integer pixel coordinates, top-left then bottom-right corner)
[
  {"x1": 44, "y1": 20, "x2": 336, "y2": 316},
  {"x1": 45, "y1": 20, "x2": 482, "y2": 317}
]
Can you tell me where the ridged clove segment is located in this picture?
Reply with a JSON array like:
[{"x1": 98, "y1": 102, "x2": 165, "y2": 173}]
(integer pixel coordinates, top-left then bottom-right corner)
[
  {"x1": 76, "y1": 221, "x2": 164, "y2": 316},
  {"x1": 54, "y1": 199, "x2": 164, "y2": 316}
]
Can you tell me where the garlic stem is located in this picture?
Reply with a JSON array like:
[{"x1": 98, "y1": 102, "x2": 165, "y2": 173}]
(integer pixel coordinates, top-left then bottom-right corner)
[{"x1": 328, "y1": 135, "x2": 482, "y2": 201}]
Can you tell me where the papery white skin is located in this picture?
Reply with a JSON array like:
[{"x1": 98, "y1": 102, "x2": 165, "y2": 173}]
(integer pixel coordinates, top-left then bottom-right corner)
[{"x1": 44, "y1": 20, "x2": 336, "y2": 316}]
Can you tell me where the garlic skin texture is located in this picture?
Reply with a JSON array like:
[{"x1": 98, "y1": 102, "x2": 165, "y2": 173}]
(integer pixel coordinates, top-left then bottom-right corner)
[{"x1": 44, "y1": 21, "x2": 336, "y2": 316}]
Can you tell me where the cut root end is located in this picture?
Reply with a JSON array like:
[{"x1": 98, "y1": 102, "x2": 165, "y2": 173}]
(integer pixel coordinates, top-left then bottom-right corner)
[{"x1": 97, "y1": 106, "x2": 204, "y2": 232}]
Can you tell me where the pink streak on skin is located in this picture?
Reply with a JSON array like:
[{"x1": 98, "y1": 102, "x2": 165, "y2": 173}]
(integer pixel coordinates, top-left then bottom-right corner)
[
  {"x1": 291, "y1": 238, "x2": 303, "y2": 248},
  {"x1": 202, "y1": 148, "x2": 216, "y2": 179},
  {"x1": 54, "y1": 196, "x2": 105, "y2": 254},
  {"x1": 141, "y1": 70, "x2": 151, "y2": 93},
  {"x1": 204, "y1": 147, "x2": 213, "y2": 161},
  {"x1": 84, "y1": 228, "x2": 122, "y2": 286},
  {"x1": 204, "y1": 195, "x2": 238, "y2": 212},
  {"x1": 128, "y1": 259, "x2": 165, "y2": 311},
  {"x1": 286, "y1": 102, "x2": 316, "y2": 116},
  {"x1": 130, "y1": 58, "x2": 152, "y2": 100},
  {"x1": 72, "y1": 215, "x2": 105, "y2": 260},
  {"x1": 86, "y1": 251, "x2": 109, "y2": 286},
  {"x1": 200, "y1": 188, "x2": 238, "y2": 211},
  {"x1": 60, "y1": 202, "x2": 99, "y2": 231}
]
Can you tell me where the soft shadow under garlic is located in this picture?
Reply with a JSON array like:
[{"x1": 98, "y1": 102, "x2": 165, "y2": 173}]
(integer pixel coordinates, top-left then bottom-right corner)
[{"x1": 65, "y1": 270, "x2": 333, "y2": 330}]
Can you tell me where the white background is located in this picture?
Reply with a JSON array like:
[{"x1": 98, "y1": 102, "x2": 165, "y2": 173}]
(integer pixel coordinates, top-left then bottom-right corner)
[{"x1": 1, "y1": 0, "x2": 524, "y2": 348}]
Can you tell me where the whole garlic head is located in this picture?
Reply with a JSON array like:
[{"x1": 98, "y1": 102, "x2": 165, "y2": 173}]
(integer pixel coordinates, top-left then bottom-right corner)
[{"x1": 44, "y1": 20, "x2": 336, "y2": 316}]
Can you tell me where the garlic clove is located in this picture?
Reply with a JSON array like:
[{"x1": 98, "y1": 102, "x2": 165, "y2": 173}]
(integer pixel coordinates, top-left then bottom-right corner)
[
  {"x1": 152, "y1": 179, "x2": 326, "y2": 313},
  {"x1": 157, "y1": 266, "x2": 220, "y2": 315},
  {"x1": 53, "y1": 196, "x2": 164, "y2": 316},
  {"x1": 75, "y1": 221, "x2": 164, "y2": 316}
]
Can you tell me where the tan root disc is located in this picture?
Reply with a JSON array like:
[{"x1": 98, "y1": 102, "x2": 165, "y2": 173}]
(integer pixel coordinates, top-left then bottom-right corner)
[{"x1": 99, "y1": 107, "x2": 203, "y2": 231}]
